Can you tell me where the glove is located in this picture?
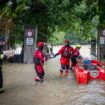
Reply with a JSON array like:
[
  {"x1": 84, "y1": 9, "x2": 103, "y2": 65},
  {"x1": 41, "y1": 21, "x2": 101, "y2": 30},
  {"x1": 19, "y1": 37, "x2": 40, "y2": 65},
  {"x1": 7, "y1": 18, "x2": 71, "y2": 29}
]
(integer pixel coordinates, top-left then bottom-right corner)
[{"x1": 54, "y1": 53, "x2": 58, "y2": 57}]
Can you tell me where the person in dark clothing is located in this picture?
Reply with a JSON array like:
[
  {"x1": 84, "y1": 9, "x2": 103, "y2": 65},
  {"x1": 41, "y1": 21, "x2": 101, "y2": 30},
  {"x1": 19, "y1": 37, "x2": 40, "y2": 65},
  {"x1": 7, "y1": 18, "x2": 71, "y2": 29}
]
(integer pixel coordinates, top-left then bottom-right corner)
[
  {"x1": 71, "y1": 45, "x2": 81, "y2": 69},
  {"x1": 0, "y1": 52, "x2": 3, "y2": 93},
  {"x1": 0, "y1": 36, "x2": 5, "y2": 93}
]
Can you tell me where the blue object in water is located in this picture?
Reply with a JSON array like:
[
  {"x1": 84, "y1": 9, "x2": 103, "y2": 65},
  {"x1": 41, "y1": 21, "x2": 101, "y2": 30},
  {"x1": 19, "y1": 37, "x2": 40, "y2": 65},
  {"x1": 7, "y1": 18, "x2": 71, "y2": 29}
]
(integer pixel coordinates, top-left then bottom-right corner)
[{"x1": 84, "y1": 59, "x2": 92, "y2": 65}]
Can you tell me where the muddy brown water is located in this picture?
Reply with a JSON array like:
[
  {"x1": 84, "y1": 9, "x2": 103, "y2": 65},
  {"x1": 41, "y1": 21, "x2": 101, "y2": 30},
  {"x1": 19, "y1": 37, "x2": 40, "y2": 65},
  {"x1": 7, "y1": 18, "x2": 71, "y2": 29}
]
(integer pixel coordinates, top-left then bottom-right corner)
[{"x1": 0, "y1": 45, "x2": 105, "y2": 105}]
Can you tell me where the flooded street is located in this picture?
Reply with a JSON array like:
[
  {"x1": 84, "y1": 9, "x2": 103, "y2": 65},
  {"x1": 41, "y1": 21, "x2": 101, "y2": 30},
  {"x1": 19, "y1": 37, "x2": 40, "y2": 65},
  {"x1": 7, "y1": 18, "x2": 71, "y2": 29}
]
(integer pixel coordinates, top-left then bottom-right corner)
[{"x1": 0, "y1": 45, "x2": 105, "y2": 105}]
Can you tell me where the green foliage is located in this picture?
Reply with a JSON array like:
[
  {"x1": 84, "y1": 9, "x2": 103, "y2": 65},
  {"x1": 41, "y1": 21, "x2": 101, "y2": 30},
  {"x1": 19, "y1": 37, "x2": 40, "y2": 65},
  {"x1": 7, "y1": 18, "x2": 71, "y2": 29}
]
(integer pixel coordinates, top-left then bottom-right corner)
[
  {"x1": 98, "y1": 0, "x2": 105, "y2": 28},
  {"x1": 0, "y1": 0, "x2": 101, "y2": 45},
  {"x1": 48, "y1": 31, "x2": 65, "y2": 45}
]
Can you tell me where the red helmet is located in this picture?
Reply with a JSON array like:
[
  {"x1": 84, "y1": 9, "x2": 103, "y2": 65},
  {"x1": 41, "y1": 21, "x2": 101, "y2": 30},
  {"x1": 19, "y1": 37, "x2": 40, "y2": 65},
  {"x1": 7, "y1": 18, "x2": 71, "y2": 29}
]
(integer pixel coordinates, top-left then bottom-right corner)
[
  {"x1": 64, "y1": 39, "x2": 70, "y2": 43},
  {"x1": 37, "y1": 42, "x2": 44, "y2": 47}
]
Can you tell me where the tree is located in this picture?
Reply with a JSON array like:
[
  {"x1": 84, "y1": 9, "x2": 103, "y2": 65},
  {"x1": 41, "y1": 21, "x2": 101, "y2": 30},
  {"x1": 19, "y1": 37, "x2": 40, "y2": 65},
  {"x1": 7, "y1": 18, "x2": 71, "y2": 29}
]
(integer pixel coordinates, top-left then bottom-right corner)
[
  {"x1": 0, "y1": 0, "x2": 99, "y2": 46},
  {"x1": 97, "y1": 0, "x2": 105, "y2": 60},
  {"x1": 0, "y1": 0, "x2": 9, "y2": 6}
]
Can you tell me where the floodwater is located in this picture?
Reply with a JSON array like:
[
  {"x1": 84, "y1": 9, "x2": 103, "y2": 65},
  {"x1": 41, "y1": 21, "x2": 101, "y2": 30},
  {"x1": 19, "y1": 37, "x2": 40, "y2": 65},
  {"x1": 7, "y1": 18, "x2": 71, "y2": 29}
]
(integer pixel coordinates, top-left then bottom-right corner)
[{"x1": 0, "y1": 45, "x2": 105, "y2": 105}]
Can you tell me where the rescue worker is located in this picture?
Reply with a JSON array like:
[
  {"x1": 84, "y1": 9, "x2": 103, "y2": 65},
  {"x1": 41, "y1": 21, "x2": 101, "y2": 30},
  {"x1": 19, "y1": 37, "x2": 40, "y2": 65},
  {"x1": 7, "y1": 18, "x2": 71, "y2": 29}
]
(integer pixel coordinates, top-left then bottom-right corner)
[
  {"x1": 34, "y1": 42, "x2": 45, "y2": 82},
  {"x1": 54, "y1": 39, "x2": 74, "y2": 77},
  {"x1": 0, "y1": 37, "x2": 5, "y2": 93},
  {"x1": 71, "y1": 44, "x2": 81, "y2": 68}
]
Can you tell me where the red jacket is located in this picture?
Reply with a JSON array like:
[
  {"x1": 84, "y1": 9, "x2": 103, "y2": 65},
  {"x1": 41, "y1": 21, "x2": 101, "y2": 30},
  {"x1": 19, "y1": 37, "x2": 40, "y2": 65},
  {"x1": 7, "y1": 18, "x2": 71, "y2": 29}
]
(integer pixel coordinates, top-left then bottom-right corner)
[
  {"x1": 56, "y1": 45, "x2": 74, "y2": 65},
  {"x1": 34, "y1": 49, "x2": 44, "y2": 65},
  {"x1": 73, "y1": 48, "x2": 80, "y2": 57},
  {"x1": 57, "y1": 45, "x2": 74, "y2": 58}
]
